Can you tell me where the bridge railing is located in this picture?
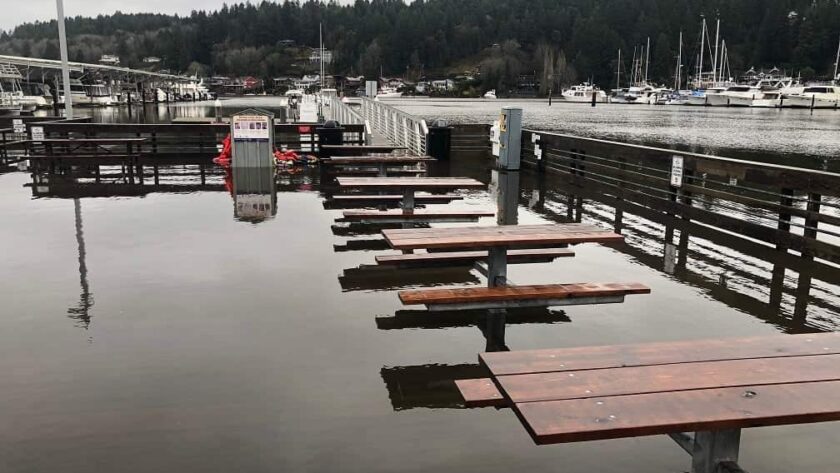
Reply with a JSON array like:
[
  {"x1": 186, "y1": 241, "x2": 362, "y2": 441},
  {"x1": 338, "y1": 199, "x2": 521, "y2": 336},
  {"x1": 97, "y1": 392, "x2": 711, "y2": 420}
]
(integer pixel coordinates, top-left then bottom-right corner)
[
  {"x1": 359, "y1": 98, "x2": 427, "y2": 155},
  {"x1": 522, "y1": 129, "x2": 840, "y2": 268},
  {"x1": 324, "y1": 95, "x2": 372, "y2": 145}
]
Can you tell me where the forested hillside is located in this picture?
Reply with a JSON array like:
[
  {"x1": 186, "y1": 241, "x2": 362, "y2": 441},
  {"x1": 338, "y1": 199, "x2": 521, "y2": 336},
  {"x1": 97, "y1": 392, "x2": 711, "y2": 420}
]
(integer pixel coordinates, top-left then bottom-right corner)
[{"x1": 1, "y1": 0, "x2": 838, "y2": 91}]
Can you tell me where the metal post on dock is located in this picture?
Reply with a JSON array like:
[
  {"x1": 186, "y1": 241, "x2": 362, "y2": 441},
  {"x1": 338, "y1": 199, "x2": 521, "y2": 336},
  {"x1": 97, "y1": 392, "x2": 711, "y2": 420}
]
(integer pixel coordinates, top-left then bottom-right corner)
[{"x1": 495, "y1": 107, "x2": 522, "y2": 171}]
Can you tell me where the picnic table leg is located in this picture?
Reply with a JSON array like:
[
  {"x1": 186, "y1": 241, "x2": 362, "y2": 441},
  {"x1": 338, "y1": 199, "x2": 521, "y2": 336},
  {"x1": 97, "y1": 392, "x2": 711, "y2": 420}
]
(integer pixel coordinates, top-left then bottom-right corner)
[
  {"x1": 691, "y1": 429, "x2": 742, "y2": 473},
  {"x1": 401, "y1": 187, "x2": 417, "y2": 254},
  {"x1": 402, "y1": 188, "x2": 415, "y2": 211},
  {"x1": 487, "y1": 247, "x2": 508, "y2": 287},
  {"x1": 378, "y1": 163, "x2": 386, "y2": 177}
]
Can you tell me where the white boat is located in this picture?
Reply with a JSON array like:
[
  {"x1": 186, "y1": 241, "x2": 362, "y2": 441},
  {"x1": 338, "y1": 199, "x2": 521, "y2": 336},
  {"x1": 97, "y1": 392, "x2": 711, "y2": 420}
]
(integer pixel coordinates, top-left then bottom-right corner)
[
  {"x1": 483, "y1": 89, "x2": 497, "y2": 99},
  {"x1": 285, "y1": 89, "x2": 305, "y2": 97},
  {"x1": 683, "y1": 87, "x2": 726, "y2": 106},
  {"x1": 561, "y1": 83, "x2": 608, "y2": 102},
  {"x1": 59, "y1": 79, "x2": 93, "y2": 106},
  {"x1": 0, "y1": 63, "x2": 24, "y2": 113},
  {"x1": 19, "y1": 82, "x2": 53, "y2": 108},
  {"x1": 176, "y1": 79, "x2": 213, "y2": 100},
  {"x1": 623, "y1": 84, "x2": 662, "y2": 104},
  {"x1": 375, "y1": 86, "x2": 402, "y2": 99},
  {"x1": 783, "y1": 85, "x2": 840, "y2": 109},
  {"x1": 87, "y1": 83, "x2": 119, "y2": 106}
]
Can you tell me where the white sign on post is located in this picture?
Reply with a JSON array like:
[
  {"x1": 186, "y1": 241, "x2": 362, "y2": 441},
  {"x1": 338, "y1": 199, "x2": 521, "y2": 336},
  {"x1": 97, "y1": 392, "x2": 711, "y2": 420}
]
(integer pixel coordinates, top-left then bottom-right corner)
[
  {"x1": 31, "y1": 126, "x2": 45, "y2": 143},
  {"x1": 12, "y1": 119, "x2": 25, "y2": 134},
  {"x1": 670, "y1": 155, "x2": 684, "y2": 188},
  {"x1": 489, "y1": 120, "x2": 500, "y2": 157},
  {"x1": 232, "y1": 115, "x2": 271, "y2": 141}
]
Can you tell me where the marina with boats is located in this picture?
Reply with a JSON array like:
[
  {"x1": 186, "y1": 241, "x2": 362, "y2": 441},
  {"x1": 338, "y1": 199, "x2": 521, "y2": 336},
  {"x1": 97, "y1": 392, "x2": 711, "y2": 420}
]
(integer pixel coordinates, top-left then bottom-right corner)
[{"x1": 562, "y1": 18, "x2": 840, "y2": 109}]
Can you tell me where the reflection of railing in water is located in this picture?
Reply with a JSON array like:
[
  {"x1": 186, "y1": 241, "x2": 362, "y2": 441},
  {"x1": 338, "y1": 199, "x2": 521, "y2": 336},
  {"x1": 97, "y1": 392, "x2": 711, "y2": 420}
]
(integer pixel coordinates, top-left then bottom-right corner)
[
  {"x1": 518, "y1": 132, "x2": 840, "y2": 332},
  {"x1": 9, "y1": 121, "x2": 367, "y2": 161},
  {"x1": 359, "y1": 98, "x2": 427, "y2": 155}
]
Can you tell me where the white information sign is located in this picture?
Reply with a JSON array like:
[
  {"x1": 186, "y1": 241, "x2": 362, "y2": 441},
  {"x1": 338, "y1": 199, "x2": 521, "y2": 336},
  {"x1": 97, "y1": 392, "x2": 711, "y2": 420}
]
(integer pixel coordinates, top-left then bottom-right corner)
[
  {"x1": 232, "y1": 115, "x2": 271, "y2": 140},
  {"x1": 12, "y1": 119, "x2": 25, "y2": 134},
  {"x1": 670, "y1": 155, "x2": 684, "y2": 188},
  {"x1": 31, "y1": 126, "x2": 45, "y2": 143}
]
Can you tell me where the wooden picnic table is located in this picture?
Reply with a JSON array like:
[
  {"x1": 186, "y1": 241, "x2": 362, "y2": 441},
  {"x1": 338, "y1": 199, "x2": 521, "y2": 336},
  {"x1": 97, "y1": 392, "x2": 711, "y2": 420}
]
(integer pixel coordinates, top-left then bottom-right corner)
[
  {"x1": 383, "y1": 223, "x2": 623, "y2": 287},
  {"x1": 458, "y1": 332, "x2": 840, "y2": 473},
  {"x1": 336, "y1": 176, "x2": 485, "y2": 210}
]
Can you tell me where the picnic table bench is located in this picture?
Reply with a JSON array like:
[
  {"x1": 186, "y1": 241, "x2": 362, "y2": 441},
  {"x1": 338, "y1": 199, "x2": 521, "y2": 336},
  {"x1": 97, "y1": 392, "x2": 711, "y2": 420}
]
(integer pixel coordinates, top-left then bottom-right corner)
[
  {"x1": 320, "y1": 144, "x2": 406, "y2": 158},
  {"x1": 375, "y1": 248, "x2": 575, "y2": 268},
  {"x1": 324, "y1": 155, "x2": 437, "y2": 177},
  {"x1": 327, "y1": 193, "x2": 463, "y2": 208},
  {"x1": 336, "y1": 176, "x2": 485, "y2": 210},
  {"x1": 455, "y1": 332, "x2": 840, "y2": 473},
  {"x1": 341, "y1": 209, "x2": 494, "y2": 223}
]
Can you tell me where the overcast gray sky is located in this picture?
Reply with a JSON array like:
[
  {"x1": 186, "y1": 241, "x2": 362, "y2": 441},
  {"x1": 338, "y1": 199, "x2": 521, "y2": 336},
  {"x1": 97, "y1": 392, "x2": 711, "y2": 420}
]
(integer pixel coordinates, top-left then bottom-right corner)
[{"x1": 1, "y1": 1, "x2": 275, "y2": 31}]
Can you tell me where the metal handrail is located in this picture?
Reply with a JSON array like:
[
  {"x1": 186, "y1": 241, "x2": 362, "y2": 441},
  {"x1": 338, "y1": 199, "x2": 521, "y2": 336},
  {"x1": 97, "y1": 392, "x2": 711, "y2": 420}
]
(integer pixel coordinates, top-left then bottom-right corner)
[{"x1": 359, "y1": 97, "x2": 427, "y2": 155}]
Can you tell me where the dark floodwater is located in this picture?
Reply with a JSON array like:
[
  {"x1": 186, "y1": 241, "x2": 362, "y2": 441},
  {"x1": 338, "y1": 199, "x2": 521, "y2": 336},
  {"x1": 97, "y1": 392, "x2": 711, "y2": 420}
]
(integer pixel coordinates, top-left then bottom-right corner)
[
  {"x1": 386, "y1": 97, "x2": 840, "y2": 168},
  {"x1": 4, "y1": 99, "x2": 840, "y2": 472}
]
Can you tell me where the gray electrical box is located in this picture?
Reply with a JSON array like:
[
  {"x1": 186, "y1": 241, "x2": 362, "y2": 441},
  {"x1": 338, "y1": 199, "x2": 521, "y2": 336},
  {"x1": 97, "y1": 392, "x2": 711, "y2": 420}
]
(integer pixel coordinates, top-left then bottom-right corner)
[
  {"x1": 231, "y1": 108, "x2": 275, "y2": 168},
  {"x1": 496, "y1": 106, "x2": 522, "y2": 170}
]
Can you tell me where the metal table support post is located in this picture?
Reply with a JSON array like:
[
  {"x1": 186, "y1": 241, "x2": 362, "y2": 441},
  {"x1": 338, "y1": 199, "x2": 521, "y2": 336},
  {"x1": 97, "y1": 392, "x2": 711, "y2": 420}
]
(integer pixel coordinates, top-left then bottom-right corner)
[
  {"x1": 691, "y1": 429, "x2": 742, "y2": 473},
  {"x1": 402, "y1": 188, "x2": 415, "y2": 212},
  {"x1": 487, "y1": 247, "x2": 507, "y2": 287}
]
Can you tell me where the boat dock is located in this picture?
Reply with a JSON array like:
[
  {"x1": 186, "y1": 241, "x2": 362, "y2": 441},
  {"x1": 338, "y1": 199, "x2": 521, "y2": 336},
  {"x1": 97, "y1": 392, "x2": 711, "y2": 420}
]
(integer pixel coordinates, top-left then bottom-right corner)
[{"x1": 4, "y1": 96, "x2": 840, "y2": 473}]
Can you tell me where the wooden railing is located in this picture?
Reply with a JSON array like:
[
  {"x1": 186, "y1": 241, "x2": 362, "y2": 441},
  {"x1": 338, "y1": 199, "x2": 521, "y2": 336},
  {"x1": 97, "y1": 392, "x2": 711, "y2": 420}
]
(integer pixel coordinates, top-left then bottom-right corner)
[
  {"x1": 30, "y1": 122, "x2": 366, "y2": 158},
  {"x1": 522, "y1": 130, "x2": 840, "y2": 268}
]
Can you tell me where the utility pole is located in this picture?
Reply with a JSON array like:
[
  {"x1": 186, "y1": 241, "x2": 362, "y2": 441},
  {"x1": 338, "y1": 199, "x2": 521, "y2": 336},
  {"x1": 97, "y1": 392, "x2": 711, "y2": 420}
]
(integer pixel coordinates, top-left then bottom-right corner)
[{"x1": 56, "y1": 0, "x2": 73, "y2": 119}]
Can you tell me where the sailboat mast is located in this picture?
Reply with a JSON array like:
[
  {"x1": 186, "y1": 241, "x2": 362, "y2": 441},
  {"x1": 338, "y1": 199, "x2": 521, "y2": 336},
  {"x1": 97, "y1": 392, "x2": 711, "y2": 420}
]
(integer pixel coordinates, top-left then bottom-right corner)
[
  {"x1": 834, "y1": 35, "x2": 840, "y2": 83},
  {"x1": 617, "y1": 49, "x2": 621, "y2": 89},
  {"x1": 699, "y1": 17, "x2": 706, "y2": 87},
  {"x1": 712, "y1": 18, "x2": 720, "y2": 85},
  {"x1": 319, "y1": 23, "x2": 325, "y2": 90},
  {"x1": 676, "y1": 31, "x2": 683, "y2": 90},
  {"x1": 644, "y1": 37, "x2": 650, "y2": 84},
  {"x1": 631, "y1": 46, "x2": 637, "y2": 85}
]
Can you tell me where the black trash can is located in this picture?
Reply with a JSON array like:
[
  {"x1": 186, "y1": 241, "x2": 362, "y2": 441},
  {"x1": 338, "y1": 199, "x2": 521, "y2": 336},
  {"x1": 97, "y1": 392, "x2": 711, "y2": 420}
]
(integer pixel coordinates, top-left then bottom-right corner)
[
  {"x1": 317, "y1": 120, "x2": 344, "y2": 159},
  {"x1": 426, "y1": 120, "x2": 452, "y2": 160}
]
